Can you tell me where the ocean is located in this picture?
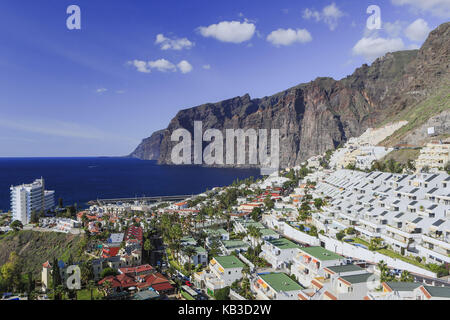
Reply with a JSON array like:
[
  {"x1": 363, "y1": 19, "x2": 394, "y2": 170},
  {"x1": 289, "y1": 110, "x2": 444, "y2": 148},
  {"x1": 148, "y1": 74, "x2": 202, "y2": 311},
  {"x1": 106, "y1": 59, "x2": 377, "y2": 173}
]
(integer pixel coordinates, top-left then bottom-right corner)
[{"x1": 0, "y1": 157, "x2": 261, "y2": 212}]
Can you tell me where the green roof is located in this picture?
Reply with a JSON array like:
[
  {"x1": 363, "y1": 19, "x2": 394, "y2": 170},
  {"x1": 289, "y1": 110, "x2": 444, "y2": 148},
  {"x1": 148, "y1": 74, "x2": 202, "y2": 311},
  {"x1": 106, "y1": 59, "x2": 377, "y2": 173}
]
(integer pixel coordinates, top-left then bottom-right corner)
[
  {"x1": 195, "y1": 246, "x2": 207, "y2": 253},
  {"x1": 340, "y1": 273, "x2": 374, "y2": 284},
  {"x1": 300, "y1": 246, "x2": 343, "y2": 261},
  {"x1": 259, "y1": 273, "x2": 304, "y2": 292},
  {"x1": 326, "y1": 264, "x2": 364, "y2": 273},
  {"x1": 213, "y1": 255, "x2": 245, "y2": 269},
  {"x1": 260, "y1": 228, "x2": 278, "y2": 236},
  {"x1": 384, "y1": 281, "x2": 421, "y2": 292},
  {"x1": 222, "y1": 240, "x2": 249, "y2": 249},
  {"x1": 244, "y1": 221, "x2": 264, "y2": 229},
  {"x1": 133, "y1": 290, "x2": 159, "y2": 300},
  {"x1": 268, "y1": 238, "x2": 300, "y2": 249},
  {"x1": 181, "y1": 236, "x2": 196, "y2": 243},
  {"x1": 422, "y1": 285, "x2": 450, "y2": 298},
  {"x1": 204, "y1": 228, "x2": 228, "y2": 236}
]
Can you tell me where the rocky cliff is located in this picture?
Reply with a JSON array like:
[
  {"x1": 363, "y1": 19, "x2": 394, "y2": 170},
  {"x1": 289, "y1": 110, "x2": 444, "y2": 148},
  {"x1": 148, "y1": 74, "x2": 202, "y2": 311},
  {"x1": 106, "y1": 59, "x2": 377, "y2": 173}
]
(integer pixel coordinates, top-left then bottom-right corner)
[
  {"x1": 129, "y1": 129, "x2": 165, "y2": 160},
  {"x1": 129, "y1": 22, "x2": 449, "y2": 168}
]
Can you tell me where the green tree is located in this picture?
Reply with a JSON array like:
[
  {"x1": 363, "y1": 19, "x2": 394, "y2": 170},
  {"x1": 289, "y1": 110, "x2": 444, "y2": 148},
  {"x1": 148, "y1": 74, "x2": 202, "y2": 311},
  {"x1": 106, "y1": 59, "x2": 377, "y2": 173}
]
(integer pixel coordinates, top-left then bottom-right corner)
[
  {"x1": 10, "y1": 220, "x2": 23, "y2": 231},
  {"x1": 80, "y1": 260, "x2": 94, "y2": 286},
  {"x1": 314, "y1": 198, "x2": 324, "y2": 211},
  {"x1": 250, "y1": 207, "x2": 262, "y2": 222},
  {"x1": 214, "y1": 286, "x2": 230, "y2": 300},
  {"x1": 264, "y1": 195, "x2": 275, "y2": 211},
  {"x1": 336, "y1": 231, "x2": 345, "y2": 241},
  {"x1": 400, "y1": 270, "x2": 413, "y2": 282},
  {"x1": 0, "y1": 252, "x2": 22, "y2": 291},
  {"x1": 182, "y1": 246, "x2": 197, "y2": 274},
  {"x1": 144, "y1": 238, "x2": 154, "y2": 262},
  {"x1": 100, "y1": 267, "x2": 118, "y2": 279}
]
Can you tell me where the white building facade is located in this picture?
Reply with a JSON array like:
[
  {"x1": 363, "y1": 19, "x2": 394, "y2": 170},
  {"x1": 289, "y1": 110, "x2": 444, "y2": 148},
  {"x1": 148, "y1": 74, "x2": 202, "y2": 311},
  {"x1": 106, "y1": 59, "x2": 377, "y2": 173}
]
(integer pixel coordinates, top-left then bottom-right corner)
[{"x1": 10, "y1": 178, "x2": 55, "y2": 224}]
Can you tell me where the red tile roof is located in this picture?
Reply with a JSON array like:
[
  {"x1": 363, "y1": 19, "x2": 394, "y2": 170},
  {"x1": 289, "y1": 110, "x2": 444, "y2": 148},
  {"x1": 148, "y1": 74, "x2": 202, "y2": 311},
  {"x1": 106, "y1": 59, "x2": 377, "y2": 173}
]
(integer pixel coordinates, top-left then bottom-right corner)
[
  {"x1": 99, "y1": 268, "x2": 172, "y2": 292},
  {"x1": 324, "y1": 291, "x2": 338, "y2": 300},
  {"x1": 102, "y1": 246, "x2": 120, "y2": 258}
]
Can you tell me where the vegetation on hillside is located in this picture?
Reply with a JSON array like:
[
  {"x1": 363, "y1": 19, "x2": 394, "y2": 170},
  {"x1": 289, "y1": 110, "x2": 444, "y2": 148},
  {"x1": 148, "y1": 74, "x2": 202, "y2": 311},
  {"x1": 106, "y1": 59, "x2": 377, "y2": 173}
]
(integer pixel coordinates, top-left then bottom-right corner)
[
  {"x1": 0, "y1": 230, "x2": 88, "y2": 277},
  {"x1": 381, "y1": 81, "x2": 450, "y2": 146}
]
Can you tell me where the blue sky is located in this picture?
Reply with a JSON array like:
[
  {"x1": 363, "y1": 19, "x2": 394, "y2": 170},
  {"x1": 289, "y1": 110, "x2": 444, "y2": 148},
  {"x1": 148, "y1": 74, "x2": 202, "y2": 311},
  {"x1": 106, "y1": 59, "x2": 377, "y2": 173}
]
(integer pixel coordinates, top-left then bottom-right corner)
[{"x1": 0, "y1": 0, "x2": 448, "y2": 157}]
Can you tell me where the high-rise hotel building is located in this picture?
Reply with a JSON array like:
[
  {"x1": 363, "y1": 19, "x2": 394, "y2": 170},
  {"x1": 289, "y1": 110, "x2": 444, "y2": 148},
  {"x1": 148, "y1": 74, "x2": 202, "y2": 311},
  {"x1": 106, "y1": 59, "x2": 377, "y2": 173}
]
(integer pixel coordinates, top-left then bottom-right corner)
[{"x1": 10, "y1": 178, "x2": 55, "y2": 224}]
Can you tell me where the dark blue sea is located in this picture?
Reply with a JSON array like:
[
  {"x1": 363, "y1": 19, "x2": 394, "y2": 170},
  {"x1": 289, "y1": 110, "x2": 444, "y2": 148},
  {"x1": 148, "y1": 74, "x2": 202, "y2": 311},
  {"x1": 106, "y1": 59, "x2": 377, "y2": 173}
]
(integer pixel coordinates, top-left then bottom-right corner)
[{"x1": 0, "y1": 158, "x2": 260, "y2": 212}]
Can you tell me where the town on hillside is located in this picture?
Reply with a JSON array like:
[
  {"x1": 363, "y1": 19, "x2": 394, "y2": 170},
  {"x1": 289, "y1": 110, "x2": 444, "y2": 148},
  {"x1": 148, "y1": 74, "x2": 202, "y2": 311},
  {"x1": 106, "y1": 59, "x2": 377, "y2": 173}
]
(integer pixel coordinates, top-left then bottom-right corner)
[{"x1": 0, "y1": 121, "x2": 449, "y2": 301}]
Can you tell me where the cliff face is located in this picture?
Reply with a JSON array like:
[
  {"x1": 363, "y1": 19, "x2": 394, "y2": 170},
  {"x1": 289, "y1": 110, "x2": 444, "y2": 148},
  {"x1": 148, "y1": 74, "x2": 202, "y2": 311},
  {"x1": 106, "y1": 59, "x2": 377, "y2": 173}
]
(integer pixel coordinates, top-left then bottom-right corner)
[
  {"x1": 131, "y1": 22, "x2": 450, "y2": 168},
  {"x1": 129, "y1": 129, "x2": 164, "y2": 160}
]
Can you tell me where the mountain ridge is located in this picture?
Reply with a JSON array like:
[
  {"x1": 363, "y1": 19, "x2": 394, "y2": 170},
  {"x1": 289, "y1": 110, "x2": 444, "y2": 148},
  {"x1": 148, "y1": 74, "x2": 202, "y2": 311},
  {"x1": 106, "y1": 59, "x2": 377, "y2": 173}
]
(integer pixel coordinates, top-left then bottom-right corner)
[{"x1": 129, "y1": 22, "x2": 450, "y2": 168}]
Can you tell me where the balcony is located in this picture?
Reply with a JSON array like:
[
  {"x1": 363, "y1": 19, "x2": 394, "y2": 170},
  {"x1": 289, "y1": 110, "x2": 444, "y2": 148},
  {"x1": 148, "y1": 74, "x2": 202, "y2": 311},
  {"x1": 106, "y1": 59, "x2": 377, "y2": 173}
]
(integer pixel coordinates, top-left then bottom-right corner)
[
  {"x1": 355, "y1": 226, "x2": 380, "y2": 239},
  {"x1": 416, "y1": 244, "x2": 450, "y2": 264},
  {"x1": 385, "y1": 225, "x2": 416, "y2": 239},
  {"x1": 381, "y1": 233, "x2": 408, "y2": 248},
  {"x1": 421, "y1": 234, "x2": 450, "y2": 251}
]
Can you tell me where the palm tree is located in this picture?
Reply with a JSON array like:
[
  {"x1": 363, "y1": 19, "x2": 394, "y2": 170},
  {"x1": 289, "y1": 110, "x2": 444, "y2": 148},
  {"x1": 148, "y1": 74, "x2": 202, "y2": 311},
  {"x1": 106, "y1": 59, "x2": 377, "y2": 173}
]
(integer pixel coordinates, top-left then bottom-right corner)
[
  {"x1": 400, "y1": 270, "x2": 413, "y2": 282},
  {"x1": 100, "y1": 279, "x2": 112, "y2": 297},
  {"x1": 198, "y1": 231, "x2": 207, "y2": 250},
  {"x1": 242, "y1": 264, "x2": 251, "y2": 278},
  {"x1": 241, "y1": 278, "x2": 252, "y2": 299},
  {"x1": 377, "y1": 260, "x2": 392, "y2": 283},
  {"x1": 183, "y1": 246, "x2": 197, "y2": 274},
  {"x1": 247, "y1": 225, "x2": 262, "y2": 247},
  {"x1": 87, "y1": 280, "x2": 95, "y2": 300},
  {"x1": 144, "y1": 238, "x2": 154, "y2": 263}
]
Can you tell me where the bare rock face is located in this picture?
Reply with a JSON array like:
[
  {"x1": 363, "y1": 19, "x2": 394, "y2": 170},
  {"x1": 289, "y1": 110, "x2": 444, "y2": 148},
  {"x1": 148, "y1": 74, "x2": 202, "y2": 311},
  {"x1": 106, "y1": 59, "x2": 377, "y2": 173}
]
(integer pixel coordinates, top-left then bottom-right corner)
[
  {"x1": 129, "y1": 129, "x2": 164, "y2": 160},
  {"x1": 130, "y1": 22, "x2": 450, "y2": 168}
]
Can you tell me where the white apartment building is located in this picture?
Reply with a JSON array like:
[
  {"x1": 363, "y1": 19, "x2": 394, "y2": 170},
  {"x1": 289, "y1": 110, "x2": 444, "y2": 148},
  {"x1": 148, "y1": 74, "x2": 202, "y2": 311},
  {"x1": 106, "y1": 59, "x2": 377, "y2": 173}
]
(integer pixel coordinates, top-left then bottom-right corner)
[
  {"x1": 179, "y1": 246, "x2": 208, "y2": 267},
  {"x1": 193, "y1": 255, "x2": 245, "y2": 295},
  {"x1": 253, "y1": 272, "x2": 304, "y2": 300},
  {"x1": 260, "y1": 238, "x2": 301, "y2": 269},
  {"x1": 10, "y1": 178, "x2": 55, "y2": 224},
  {"x1": 290, "y1": 246, "x2": 345, "y2": 287},
  {"x1": 313, "y1": 169, "x2": 450, "y2": 263},
  {"x1": 415, "y1": 142, "x2": 450, "y2": 173}
]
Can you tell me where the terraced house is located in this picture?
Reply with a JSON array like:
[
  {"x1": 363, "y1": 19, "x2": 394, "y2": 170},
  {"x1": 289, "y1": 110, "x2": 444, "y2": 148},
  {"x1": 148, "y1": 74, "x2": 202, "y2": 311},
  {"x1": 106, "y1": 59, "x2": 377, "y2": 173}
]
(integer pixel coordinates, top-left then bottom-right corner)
[
  {"x1": 193, "y1": 255, "x2": 244, "y2": 296},
  {"x1": 253, "y1": 272, "x2": 304, "y2": 300}
]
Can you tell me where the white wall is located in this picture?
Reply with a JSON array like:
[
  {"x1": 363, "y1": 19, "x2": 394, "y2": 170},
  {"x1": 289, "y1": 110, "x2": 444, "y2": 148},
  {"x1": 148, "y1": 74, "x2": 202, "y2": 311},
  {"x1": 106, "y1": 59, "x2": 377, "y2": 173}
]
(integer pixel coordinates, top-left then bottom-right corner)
[
  {"x1": 318, "y1": 234, "x2": 437, "y2": 278},
  {"x1": 262, "y1": 215, "x2": 320, "y2": 246}
]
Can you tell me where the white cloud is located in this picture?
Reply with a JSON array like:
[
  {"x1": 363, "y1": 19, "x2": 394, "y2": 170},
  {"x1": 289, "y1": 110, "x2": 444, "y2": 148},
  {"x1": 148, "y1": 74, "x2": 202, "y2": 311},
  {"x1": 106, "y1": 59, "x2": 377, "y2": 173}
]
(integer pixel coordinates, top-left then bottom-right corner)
[
  {"x1": 96, "y1": 88, "x2": 107, "y2": 94},
  {"x1": 303, "y1": 8, "x2": 321, "y2": 21},
  {"x1": 128, "y1": 59, "x2": 193, "y2": 74},
  {"x1": 352, "y1": 37, "x2": 405, "y2": 62},
  {"x1": 116, "y1": 90, "x2": 125, "y2": 94},
  {"x1": 391, "y1": 0, "x2": 450, "y2": 18},
  {"x1": 383, "y1": 20, "x2": 404, "y2": 37},
  {"x1": 266, "y1": 28, "x2": 312, "y2": 46},
  {"x1": 198, "y1": 20, "x2": 256, "y2": 43},
  {"x1": 404, "y1": 18, "x2": 431, "y2": 42},
  {"x1": 202, "y1": 64, "x2": 211, "y2": 70},
  {"x1": 148, "y1": 59, "x2": 177, "y2": 72},
  {"x1": 177, "y1": 60, "x2": 193, "y2": 74},
  {"x1": 128, "y1": 60, "x2": 151, "y2": 73},
  {"x1": 155, "y1": 34, "x2": 194, "y2": 50},
  {"x1": 303, "y1": 2, "x2": 345, "y2": 31}
]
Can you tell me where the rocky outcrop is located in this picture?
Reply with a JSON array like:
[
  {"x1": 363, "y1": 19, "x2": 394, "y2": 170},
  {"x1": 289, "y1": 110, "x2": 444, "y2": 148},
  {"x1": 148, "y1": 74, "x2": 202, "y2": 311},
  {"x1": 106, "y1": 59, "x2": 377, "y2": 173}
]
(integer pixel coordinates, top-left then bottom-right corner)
[
  {"x1": 129, "y1": 129, "x2": 165, "y2": 160},
  {"x1": 130, "y1": 22, "x2": 450, "y2": 168}
]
